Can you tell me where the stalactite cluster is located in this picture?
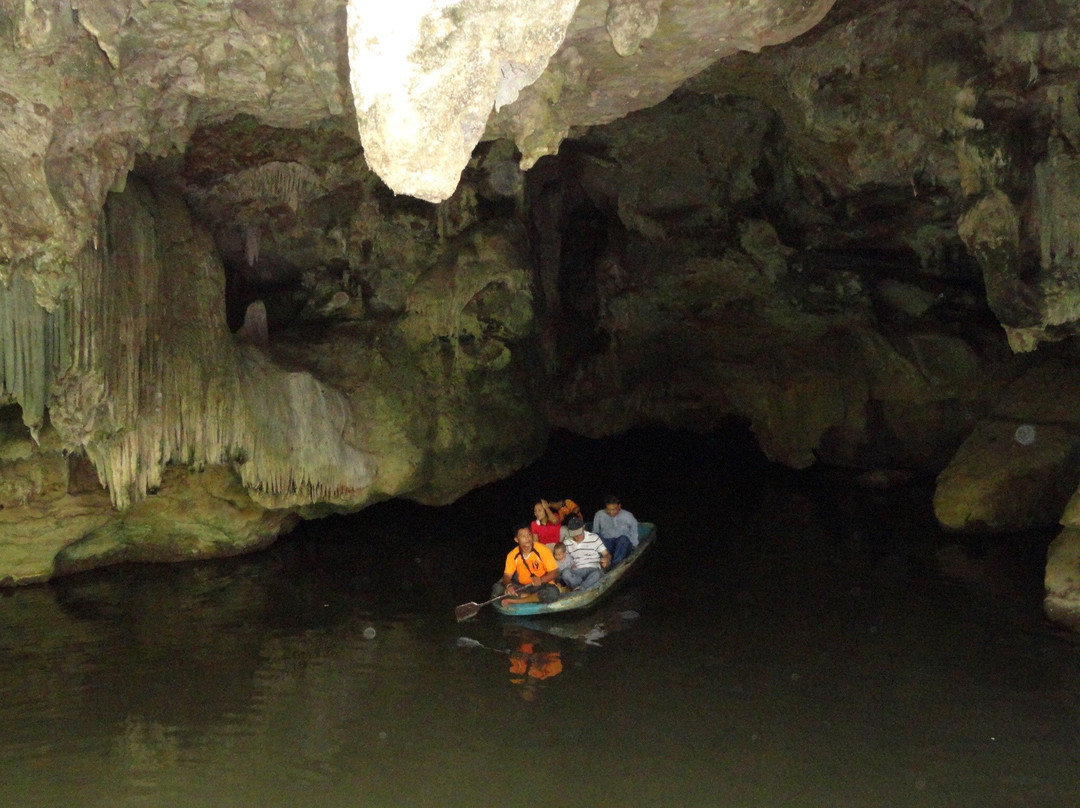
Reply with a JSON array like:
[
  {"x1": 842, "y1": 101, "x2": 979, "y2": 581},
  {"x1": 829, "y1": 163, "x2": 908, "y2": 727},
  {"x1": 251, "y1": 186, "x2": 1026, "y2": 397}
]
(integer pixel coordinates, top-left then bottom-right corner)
[
  {"x1": 3, "y1": 179, "x2": 375, "y2": 511},
  {"x1": 233, "y1": 350, "x2": 374, "y2": 509},
  {"x1": 221, "y1": 161, "x2": 324, "y2": 215},
  {"x1": 0, "y1": 272, "x2": 68, "y2": 442}
]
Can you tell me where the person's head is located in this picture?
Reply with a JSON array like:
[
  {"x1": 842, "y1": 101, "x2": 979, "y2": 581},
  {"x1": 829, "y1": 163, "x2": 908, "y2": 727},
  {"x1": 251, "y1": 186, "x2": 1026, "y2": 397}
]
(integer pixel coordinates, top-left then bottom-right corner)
[
  {"x1": 514, "y1": 525, "x2": 534, "y2": 553},
  {"x1": 533, "y1": 501, "x2": 546, "y2": 521},
  {"x1": 553, "y1": 542, "x2": 566, "y2": 561},
  {"x1": 566, "y1": 514, "x2": 584, "y2": 541},
  {"x1": 603, "y1": 494, "x2": 622, "y2": 517}
]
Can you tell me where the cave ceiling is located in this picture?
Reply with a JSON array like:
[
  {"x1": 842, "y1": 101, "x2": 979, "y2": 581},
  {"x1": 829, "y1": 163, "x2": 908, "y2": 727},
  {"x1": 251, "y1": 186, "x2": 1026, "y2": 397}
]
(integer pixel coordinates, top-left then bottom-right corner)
[{"x1": 5, "y1": 0, "x2": 1080, "y2": 623}]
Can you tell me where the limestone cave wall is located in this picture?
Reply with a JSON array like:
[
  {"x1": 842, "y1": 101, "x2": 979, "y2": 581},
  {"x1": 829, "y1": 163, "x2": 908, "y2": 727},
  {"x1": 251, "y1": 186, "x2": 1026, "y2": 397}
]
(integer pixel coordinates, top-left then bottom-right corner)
[{"x1": 2, "y1": 0, "x2": 1080, "y2": 626}]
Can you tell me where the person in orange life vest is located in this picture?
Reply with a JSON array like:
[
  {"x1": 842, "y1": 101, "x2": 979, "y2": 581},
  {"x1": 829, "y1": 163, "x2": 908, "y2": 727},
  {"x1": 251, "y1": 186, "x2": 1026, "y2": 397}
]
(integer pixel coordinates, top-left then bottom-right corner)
[
  {"x1": 491, "y1": 525, "x2": 561, "y2": 603},
  {"x1": 552, "y1": 494, "x2": 578, "y2": 540},
  {"x1": 530, "y1": 500, "x2": 562, "y2": 546},
  {"x1": 551, "y1": 498, "x2": 581, "y2": 521}
]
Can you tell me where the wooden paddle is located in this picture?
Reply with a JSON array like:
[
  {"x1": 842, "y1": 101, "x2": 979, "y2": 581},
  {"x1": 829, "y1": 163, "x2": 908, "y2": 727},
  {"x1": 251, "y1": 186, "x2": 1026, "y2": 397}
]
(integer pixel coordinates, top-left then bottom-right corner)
[
  {"x1": 454, "y1": 586, "x2": 536, "y2": 621},
  {"x1": 455, "y1": 636, "x2": 510, "y2": 654}
]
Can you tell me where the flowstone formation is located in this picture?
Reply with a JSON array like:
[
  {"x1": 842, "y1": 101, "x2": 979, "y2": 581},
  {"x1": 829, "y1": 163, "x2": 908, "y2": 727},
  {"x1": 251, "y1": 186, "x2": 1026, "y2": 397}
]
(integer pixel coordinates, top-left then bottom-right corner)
[
  {"x1": 3, "y1": 0, "x2": 1080, "y2": 629},
  {"x1": 0, "y1": 172, "x2": 542, "y2": 582}
]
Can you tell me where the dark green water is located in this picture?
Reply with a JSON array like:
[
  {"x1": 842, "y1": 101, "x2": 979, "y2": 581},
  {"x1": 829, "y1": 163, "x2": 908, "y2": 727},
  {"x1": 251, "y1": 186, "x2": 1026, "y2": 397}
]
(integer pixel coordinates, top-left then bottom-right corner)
[{"x1": 2, "y1": 428, "x2": 1078, "y2": 807}]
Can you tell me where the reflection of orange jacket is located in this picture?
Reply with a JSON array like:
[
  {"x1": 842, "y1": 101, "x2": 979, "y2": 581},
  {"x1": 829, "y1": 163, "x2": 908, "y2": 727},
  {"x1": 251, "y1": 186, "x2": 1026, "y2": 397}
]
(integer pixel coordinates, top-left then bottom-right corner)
[
  {"x1": 504, "y1": 543, "x2": 558, "y2": 584},
  {"x1": 509, "y1": 643, "x2": 563, "y2": 680}
]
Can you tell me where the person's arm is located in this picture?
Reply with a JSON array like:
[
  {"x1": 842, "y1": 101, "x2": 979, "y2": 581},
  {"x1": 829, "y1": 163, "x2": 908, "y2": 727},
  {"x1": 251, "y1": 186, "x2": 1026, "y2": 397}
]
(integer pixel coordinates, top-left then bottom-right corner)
[
  {"x1": 599, "y1": 549, "x2": 611, "y2": 570},
  {"x1": 539, "y1": 499, "x2": 559, "y2": 523},
  {"x1": 502, "y1": 572, "x2": 524, "y2": 596},
  {"x1": 626, "y1": 511, "x2": 639, "y2": 544},
  {"x1": 592, "y1": 510, "x2": 606, "y2": 537}
]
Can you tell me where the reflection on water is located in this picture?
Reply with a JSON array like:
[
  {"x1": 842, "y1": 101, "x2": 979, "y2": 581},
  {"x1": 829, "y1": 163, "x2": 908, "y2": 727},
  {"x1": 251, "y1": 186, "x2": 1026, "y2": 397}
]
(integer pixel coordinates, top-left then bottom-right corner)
[
  {"x1": 457, "y1": 632, "x2": 563, "y2": 702},
  {"x1": 507, "y1": 638, "x2": 562, "y2": 698},
  {"x1": 2, "y1": 428, "x2": 1080, "y2": 807}
]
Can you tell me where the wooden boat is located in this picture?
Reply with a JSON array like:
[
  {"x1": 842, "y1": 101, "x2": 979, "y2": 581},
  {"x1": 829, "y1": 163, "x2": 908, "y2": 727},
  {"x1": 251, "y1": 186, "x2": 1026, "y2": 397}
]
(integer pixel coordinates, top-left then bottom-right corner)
[{"x1": 492, "y1": 522, "x2": 656, "y2": 617}]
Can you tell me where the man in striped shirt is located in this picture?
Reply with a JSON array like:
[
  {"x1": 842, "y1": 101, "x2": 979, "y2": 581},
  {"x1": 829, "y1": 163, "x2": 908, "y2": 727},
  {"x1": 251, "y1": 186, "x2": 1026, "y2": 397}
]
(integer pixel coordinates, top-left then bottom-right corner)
[{"x1": 559, "y1": 515, "x2": 610, "y2": 591}]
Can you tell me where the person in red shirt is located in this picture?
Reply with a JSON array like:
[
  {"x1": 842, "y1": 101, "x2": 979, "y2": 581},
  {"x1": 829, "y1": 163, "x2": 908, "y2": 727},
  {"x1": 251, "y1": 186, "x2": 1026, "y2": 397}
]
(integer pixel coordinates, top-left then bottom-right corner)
[
  {"x1": 492, "y1": 525, "x2": 561, "y2": 603},
  {"x1": 530, "y1": 500, "x2": 563, "y2": 545}
]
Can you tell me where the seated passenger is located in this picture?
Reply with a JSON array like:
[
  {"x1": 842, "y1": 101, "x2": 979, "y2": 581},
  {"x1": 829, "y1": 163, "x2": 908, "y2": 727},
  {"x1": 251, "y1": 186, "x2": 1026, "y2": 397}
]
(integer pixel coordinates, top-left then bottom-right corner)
[
  {"x1": 492, "y1": 525, "x2": 560, "y2": 603},
  {"x1": 591, "y1": 494, "x2": 637, "y2": 567},
  {"x1": 543, "y1": 497, "x2": 582, "y2": 543},
  {"x1": 550, "y1": 498, "x2": 581, "y2": 522},
  {"x1": 530, "y1": 500, "x2": 562, "y2": 545},
  {"x1": 559, "y1": 515, "x2": 610, "y2": 591},
  {"x1": 552, "y1": 541, "x2": 573, "y2": 581}
]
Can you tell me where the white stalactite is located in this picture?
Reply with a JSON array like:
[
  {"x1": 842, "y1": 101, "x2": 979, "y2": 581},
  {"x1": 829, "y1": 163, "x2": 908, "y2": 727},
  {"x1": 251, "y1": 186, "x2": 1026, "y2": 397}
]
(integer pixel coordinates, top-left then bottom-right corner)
[
  {"x1": 6, "y1": 179, "x2": 375, "y2": 511},
  {"x1": 346, "y1": 0, "x2": 580, "y2": 202}
]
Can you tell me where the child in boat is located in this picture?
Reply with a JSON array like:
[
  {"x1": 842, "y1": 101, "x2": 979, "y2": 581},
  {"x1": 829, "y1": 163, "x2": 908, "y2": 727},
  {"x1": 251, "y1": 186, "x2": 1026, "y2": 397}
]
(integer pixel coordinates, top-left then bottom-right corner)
[{"x1": 552, "y1": 541, "x2": 573, "y2": 583}]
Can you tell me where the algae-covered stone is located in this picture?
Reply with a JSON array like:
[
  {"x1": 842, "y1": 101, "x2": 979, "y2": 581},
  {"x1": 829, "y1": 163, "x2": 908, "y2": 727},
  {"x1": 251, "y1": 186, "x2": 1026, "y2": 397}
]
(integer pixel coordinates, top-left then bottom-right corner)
[{"x1": 1045, "y1": 527, "x2": 1080, "y2": 630}]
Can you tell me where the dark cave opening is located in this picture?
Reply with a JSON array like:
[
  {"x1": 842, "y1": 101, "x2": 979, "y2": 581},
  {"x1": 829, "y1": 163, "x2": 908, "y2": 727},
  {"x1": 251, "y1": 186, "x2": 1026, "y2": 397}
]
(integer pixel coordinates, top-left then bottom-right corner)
[
  {"x1": 346, "y1": 422, "x2": 1049, "y2": 624},
  {"x1": 54, "y1": 419, "x2": 1051, "y2": 626},
  {"x1": 553, "y1": 201, "x2": 610, "y2": 363},
  {"x1": 222, "y1": 255, "x2": 308, "y2": 334}
]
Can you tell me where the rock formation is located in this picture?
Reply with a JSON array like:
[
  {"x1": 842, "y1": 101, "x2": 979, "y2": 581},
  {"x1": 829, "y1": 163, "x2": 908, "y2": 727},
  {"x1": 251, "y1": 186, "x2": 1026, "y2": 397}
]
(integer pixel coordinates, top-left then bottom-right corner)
[{"x1": 2, "y1": 0, "x2": 1080, "y2": 628}]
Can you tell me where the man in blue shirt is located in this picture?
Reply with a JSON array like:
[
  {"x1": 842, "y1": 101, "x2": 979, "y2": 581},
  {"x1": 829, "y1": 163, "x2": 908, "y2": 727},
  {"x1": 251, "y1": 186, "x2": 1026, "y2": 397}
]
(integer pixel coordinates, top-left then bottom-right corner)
[{"x1": 591, "y1": 494, "x2": 637, "y2": 567}]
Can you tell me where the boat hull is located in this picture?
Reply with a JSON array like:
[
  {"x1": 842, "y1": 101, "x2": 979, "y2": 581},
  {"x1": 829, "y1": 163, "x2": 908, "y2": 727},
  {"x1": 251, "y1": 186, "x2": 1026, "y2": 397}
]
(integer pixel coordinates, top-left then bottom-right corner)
[{"x1": 492, "y1": 522, "x2": 656, "y2": 617}]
